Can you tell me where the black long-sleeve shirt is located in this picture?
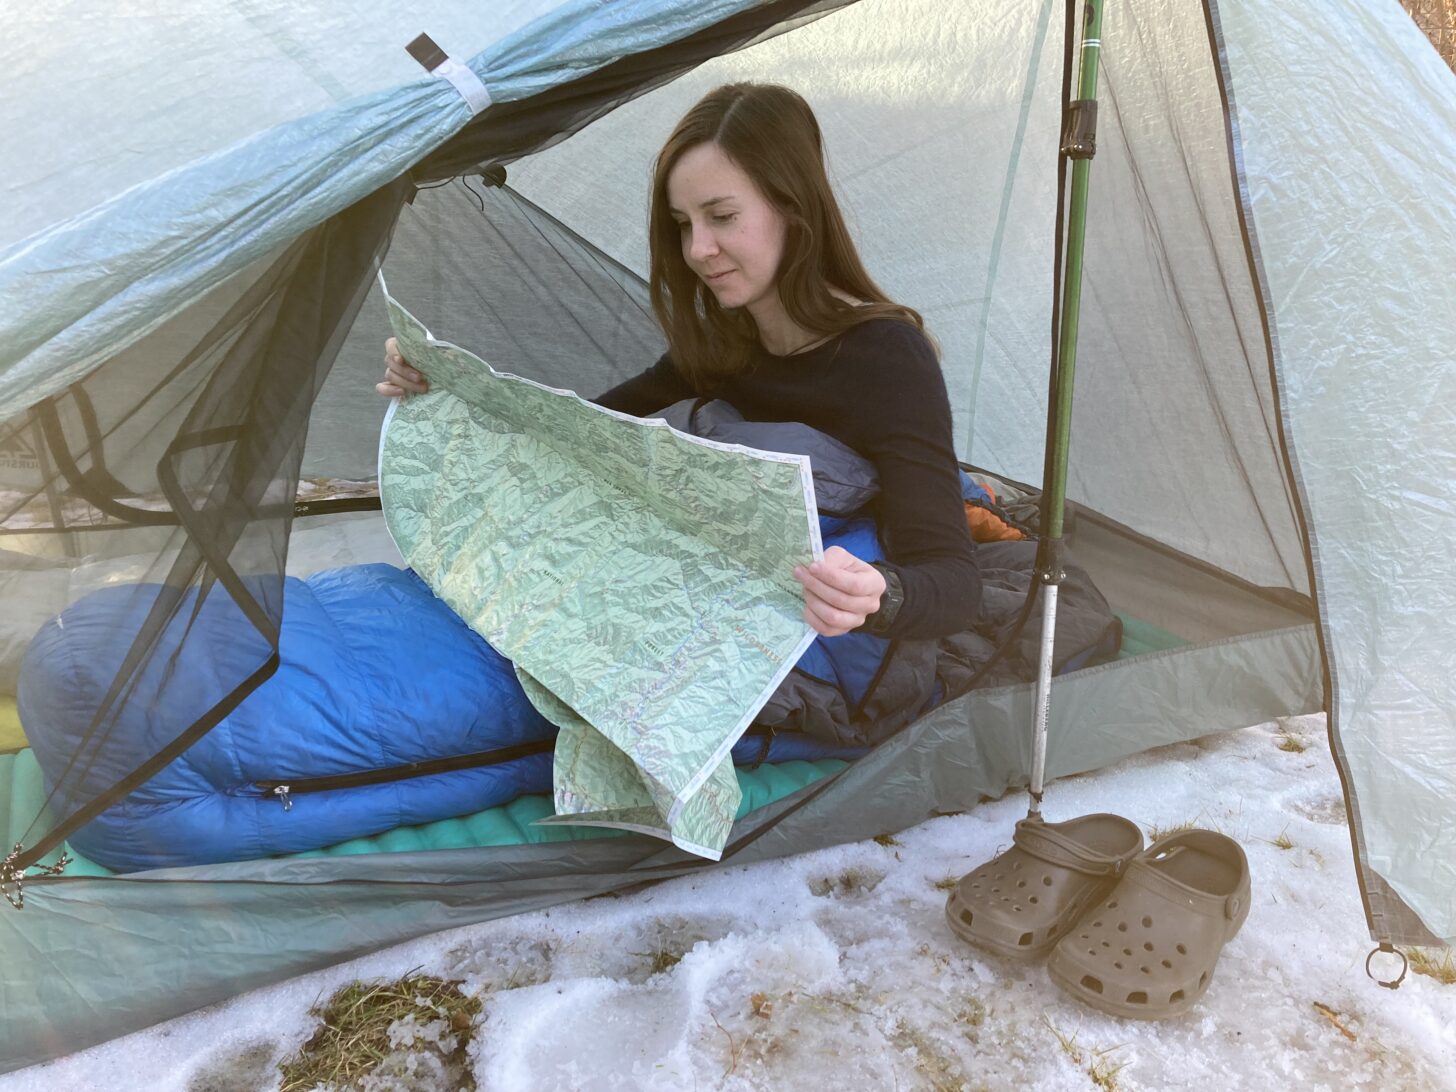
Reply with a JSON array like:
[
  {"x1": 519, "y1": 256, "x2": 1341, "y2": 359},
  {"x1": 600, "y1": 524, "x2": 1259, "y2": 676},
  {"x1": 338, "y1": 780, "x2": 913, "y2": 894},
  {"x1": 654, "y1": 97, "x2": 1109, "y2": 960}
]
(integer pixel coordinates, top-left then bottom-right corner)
[{"x1": 595, "y1": 319, "x2": 980, "y2": 639}]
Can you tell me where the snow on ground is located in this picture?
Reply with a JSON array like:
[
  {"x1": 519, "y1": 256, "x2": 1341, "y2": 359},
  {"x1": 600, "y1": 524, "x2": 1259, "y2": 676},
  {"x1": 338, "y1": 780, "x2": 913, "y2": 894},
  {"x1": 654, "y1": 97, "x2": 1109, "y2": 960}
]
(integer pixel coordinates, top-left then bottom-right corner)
[{"x1": 4, "y1": 713, "x2": 1453, "y2": 1091}]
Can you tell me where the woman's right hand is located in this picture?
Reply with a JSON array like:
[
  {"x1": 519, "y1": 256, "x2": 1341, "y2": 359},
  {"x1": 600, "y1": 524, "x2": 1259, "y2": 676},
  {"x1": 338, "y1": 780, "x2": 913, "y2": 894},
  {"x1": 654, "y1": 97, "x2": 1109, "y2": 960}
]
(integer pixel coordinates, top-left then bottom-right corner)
[{"x1": 376, "y1": 336, "x2": 430, "y2": 398}]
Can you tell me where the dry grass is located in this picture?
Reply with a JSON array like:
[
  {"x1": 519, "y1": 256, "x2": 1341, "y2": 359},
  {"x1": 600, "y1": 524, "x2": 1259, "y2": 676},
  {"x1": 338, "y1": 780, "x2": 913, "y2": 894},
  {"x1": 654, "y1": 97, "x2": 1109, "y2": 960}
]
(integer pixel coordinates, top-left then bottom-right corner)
[
  {"x1": 953, "y1": 996, "x2": 987, "y2": 1029},
  {"x1": 1267, "y1": 827, "x2": 1296, "y2": 851},
  {"x1": 807, "y1": 865, "x2": 886, "y2": 898},
  {"x1": 887, "y1": 1017, "x2": 970, "y2": 1092},
  {"x1": 1145, "y1": 819, "x2": 1198, "y2": 842},
  {"x1": 1400, "y1": 0, "x2": 1456, "y2": 70},
  {"x1": 277, "y1": 974, "x2": 480, "y2": 1092},
  {"x1": 634, "y1": 944, "x2": 685, "y2": 976},
  {"x1": 1041, "y1": 1014, "x2": 1128, "y2": 1091},
  {"x1": 1409, "y1": 946, "x2": 1456, "y2": 985},
  {"x1": 1313, "y1": 1001, "x2": 1358, "y2": 1042},
  {"x1": 933, "y1": 874, "x2": 961, "y2": 892},
  {"x1": 1275, "y1": 729, "x2": 1308, "y2": 754}
]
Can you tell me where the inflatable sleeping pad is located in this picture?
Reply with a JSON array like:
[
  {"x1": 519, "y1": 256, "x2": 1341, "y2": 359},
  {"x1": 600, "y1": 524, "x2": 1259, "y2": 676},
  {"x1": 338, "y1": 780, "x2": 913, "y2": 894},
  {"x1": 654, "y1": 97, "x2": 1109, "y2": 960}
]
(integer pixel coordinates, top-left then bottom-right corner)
[{"x1": 0, "y1": 746, "x2": 849, "y2": 877}]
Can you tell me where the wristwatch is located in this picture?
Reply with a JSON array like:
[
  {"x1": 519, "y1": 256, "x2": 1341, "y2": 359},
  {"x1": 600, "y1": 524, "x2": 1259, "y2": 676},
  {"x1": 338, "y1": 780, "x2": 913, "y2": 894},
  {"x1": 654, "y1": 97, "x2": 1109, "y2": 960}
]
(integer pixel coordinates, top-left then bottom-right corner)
[{"x1": 860, "y1": 562, "x2": 905, "y2": 636}]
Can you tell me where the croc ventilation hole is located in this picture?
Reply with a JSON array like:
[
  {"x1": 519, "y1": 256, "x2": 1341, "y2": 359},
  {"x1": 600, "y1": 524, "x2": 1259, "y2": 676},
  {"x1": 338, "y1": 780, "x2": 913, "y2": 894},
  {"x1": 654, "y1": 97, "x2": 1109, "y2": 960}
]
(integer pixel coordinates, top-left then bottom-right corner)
[
  {"x1": 1176, "y1": 943, "x2": 1187, "y2": 955},
  {"x1": 959, "y1": 910, "x2": 974, "y2": 927},
  {"x1": 1127, "y1": 991, "x2": 1148, "y2": 1004},
  {"x1": 1081, "y1": 975, "x2": 1103, "y2": 994},
  {"x1": 1170, "y1": 989, "x2": 1185, "y2": 1003},
  {"x1": 1018, "y1": 932, "x2": 1034, "y2": 947}
]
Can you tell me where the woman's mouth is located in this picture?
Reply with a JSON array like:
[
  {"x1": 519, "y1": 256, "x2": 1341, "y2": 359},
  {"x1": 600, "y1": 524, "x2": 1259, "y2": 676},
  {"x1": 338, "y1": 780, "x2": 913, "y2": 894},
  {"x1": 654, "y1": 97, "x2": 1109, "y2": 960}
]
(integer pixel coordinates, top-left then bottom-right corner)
[{"x1": 704, "y1": 269, "x2": 735, "y2": 283}]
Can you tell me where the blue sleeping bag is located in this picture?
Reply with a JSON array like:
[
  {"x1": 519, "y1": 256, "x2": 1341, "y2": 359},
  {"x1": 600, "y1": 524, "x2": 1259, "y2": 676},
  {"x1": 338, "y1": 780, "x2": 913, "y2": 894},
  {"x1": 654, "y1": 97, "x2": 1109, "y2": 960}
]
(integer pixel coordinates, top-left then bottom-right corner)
[
  {"x1": 20, "y1": 554, "x2": 874, "y2": 872},
  {"x1": 20, "y1": 404, "x2": 903, "y2": 872},
  {"x1": 20, "y1": 565, "x2": 561, "y2": 871}
]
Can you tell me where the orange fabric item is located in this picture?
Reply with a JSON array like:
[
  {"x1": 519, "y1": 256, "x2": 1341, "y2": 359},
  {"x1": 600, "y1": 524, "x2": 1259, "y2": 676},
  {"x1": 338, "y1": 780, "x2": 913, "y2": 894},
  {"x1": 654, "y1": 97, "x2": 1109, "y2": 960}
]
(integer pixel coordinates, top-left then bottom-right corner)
[{"x1": 963, "y1": 480, "x2": 1028, "y2": 542}]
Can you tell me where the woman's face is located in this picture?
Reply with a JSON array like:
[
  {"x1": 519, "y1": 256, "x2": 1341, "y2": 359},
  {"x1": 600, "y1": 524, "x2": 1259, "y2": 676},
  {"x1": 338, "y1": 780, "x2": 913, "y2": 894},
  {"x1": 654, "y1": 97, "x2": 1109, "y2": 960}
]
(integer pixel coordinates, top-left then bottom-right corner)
[{"x1": 666, "y1": 142, "x2": 787, "y2": 317}]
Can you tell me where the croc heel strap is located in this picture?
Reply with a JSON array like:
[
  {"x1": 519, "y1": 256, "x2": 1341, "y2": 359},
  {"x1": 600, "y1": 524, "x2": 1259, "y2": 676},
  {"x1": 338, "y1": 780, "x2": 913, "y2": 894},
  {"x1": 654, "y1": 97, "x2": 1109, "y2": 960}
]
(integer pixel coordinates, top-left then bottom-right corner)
[{"x1": 945, "y1": 813, "x2": 1145, "y2": 960}]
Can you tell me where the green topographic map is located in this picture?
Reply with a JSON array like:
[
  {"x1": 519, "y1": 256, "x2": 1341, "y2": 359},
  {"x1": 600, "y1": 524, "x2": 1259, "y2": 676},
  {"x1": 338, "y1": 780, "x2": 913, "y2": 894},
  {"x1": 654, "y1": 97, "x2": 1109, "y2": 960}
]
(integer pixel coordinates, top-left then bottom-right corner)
[{"x1": 377, "y1": 280, "x2": 820, "y2": 858}]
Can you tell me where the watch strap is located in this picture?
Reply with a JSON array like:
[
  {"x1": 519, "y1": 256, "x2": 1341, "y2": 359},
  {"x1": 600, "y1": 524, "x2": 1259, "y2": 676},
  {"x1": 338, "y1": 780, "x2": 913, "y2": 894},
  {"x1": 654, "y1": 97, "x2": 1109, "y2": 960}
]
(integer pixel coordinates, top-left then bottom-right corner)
[{"x1": 860, "y1": 562, "x2": 905, "y2": 636}]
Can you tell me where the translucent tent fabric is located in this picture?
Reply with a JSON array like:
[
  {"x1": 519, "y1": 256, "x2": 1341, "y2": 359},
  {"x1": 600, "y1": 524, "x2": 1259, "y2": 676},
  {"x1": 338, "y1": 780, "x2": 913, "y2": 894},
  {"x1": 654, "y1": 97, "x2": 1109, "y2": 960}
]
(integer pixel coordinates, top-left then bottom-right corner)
[
  {"x1": 1217, "y1": 0, "x2": 1456, "y2": 944},
  {"x1": 1, "y1": 1, "x2": 547, "y2": 244},
  {"x1": 0, "y1": 0, "x2": 775, "y2": 414},
  {"x1": 487, "y1": 0, "x2": 1308, "y2": 593},
  {"x1": 0, "y1": 0, "x2": 1453, "y2": 1072}
]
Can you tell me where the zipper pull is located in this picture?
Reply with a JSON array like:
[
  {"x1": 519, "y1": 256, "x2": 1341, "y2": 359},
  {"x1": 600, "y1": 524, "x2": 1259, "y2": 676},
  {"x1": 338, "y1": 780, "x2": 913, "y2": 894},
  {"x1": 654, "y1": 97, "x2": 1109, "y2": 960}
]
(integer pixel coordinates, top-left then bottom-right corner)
[{"x1": 272, "y1": 785, "x2": 293, "y2": 811}]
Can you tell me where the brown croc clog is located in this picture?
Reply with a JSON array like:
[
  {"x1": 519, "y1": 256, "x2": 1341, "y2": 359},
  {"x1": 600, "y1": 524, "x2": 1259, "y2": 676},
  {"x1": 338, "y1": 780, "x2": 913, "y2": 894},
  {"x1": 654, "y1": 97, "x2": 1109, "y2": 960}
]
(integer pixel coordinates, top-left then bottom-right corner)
[
  {"x1": 1047, "y1": 828, "x2": 1251, "y2": 1019},
  {"x1": 945, "y1": 813, "x2": 1144, "y2": 960}
]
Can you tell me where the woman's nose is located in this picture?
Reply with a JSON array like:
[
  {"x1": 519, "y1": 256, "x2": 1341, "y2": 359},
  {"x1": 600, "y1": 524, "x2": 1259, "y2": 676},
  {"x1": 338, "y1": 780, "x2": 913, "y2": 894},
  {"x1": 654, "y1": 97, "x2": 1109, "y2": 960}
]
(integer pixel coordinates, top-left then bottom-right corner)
[{"x1": 687, "y1": 226, "x2": 718, "y2": 262}]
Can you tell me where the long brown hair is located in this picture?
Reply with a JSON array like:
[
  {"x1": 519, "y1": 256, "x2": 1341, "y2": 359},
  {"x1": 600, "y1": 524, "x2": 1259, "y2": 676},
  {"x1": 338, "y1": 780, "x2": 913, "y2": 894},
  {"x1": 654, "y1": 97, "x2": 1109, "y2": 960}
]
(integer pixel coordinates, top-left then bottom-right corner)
[{"x1": 649, "y1": 83, "x2": 926, "y2": 385}]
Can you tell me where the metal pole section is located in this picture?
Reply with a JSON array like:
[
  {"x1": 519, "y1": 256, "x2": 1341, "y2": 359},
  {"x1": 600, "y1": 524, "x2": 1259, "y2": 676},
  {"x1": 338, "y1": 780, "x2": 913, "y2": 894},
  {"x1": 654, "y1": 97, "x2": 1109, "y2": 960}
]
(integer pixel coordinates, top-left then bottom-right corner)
[
  {"x1": 1028, "y1": 0, "x2": 1103, "y2": 816},
  {"x1": 1028, "y1": 583, "x2": 1060, "y2": 809}
]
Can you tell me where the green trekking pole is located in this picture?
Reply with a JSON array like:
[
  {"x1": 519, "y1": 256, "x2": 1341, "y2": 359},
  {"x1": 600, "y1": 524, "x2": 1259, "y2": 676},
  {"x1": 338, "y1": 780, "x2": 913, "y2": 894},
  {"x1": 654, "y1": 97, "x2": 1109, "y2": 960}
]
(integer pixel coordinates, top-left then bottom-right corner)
[
  {"x1": 945, "y1": 3, "x2": 1142, "y2": 962},
  {"x1": 1028, "y1": 0, "x2": 1103, "y2": 817}
]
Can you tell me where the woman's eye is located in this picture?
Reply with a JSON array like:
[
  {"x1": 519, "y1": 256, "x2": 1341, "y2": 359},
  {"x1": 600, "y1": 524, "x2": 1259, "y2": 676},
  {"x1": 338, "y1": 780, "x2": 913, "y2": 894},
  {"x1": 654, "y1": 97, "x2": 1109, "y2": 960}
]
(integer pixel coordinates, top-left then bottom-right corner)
[{"x1": 712, "y1": 213, "x2": 736, "y2": 225}]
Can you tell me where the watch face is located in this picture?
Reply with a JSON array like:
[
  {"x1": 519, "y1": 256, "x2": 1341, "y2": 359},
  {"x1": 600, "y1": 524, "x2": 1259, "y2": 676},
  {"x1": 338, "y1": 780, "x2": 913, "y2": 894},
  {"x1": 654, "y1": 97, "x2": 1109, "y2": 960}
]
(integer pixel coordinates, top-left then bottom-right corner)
[{"x1": 875, "y1": 564, "x2": 904, "y2": 618}]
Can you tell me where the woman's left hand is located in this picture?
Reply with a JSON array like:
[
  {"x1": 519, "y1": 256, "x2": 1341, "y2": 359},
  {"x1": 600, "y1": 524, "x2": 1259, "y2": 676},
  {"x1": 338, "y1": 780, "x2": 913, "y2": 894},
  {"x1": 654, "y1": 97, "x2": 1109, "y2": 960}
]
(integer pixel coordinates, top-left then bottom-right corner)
[{"x1": 793, "y1": 546, "x2": 887, "y2": 637}]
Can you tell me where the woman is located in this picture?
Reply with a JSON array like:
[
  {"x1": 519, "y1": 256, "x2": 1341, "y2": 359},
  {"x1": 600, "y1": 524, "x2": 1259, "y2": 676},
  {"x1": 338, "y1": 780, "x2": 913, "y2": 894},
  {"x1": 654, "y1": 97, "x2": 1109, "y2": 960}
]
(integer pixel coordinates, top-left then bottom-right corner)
[{"x1": 380, "y1": 83, "x2": 979, "y2": 640}]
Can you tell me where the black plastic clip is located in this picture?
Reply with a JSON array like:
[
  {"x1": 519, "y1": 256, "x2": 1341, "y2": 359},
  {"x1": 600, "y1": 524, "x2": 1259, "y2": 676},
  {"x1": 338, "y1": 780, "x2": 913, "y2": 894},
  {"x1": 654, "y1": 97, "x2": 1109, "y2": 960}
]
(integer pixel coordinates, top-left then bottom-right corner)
[
  {"x1": 1062, "y1": 99, "x2": 1098, "y2": 160},
  {"x1": 1035, "y1": 536, "x2": 1067, "y2": 586},
  {"x1": 406, "y1": 33, "x2": 449, "y2": 73}
]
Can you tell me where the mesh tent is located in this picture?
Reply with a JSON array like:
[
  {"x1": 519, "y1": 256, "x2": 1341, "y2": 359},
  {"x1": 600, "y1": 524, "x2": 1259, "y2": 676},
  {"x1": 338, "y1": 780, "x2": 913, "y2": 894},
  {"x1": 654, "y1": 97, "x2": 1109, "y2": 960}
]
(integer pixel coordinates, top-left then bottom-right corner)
[{"x1": 2, "y1": 0, "x2": 1453, "y2": 1070}]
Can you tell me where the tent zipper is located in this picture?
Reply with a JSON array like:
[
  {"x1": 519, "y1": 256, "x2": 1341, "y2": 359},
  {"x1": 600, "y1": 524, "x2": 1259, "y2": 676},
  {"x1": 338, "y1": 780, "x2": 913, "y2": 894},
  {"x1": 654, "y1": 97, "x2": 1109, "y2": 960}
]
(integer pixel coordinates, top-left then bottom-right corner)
[{"x1": 252, "y1": 738, "x2": 557, "y2": 806}]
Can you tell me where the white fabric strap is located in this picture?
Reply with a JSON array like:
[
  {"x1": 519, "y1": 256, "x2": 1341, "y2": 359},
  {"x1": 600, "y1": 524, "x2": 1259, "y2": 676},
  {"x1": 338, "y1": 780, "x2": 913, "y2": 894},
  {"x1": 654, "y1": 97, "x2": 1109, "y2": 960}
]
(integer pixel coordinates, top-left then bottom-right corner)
[
  {"x1": 407, "y1": 33, "x2": 491, "y2": 116},
  {"x1": 433, "y1": 55, "x2": 492, "y2": 115}
]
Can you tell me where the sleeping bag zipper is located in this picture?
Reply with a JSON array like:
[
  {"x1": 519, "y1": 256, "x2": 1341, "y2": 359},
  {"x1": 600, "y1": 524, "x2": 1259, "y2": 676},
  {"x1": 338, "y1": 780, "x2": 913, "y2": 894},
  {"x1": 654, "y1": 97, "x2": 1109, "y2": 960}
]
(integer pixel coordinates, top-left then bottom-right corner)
[{"x1": 253, "y1": 737, "x2": 556, "y2": 806}]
